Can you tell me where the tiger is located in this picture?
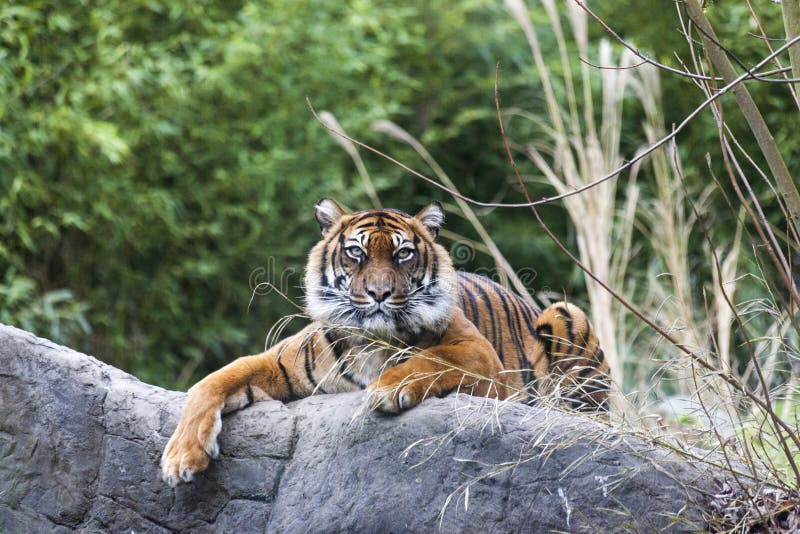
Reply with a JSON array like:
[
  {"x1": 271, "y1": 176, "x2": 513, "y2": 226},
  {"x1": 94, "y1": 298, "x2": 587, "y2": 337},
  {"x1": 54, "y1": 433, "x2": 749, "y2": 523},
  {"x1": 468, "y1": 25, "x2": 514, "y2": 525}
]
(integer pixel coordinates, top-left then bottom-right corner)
[{"x1": 161, "y1": 198, "x2": 610, "y2": 486}]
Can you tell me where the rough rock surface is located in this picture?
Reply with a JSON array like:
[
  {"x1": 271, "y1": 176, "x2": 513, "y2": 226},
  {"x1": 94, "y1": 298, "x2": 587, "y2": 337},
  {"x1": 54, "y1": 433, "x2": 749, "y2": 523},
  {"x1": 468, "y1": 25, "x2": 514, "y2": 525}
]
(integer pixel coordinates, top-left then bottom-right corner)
[{"x1": 0, "y1": 324, "x2": 720, "y2": 532}]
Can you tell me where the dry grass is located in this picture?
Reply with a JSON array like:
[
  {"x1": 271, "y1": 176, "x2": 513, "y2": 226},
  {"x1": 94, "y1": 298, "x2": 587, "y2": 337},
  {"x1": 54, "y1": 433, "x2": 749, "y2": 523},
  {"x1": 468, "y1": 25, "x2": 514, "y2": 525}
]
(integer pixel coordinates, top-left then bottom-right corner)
[
  {"x1": 298, "y1": 1, "x2": 800, "y2": 529},
  {"x1": 505, "y1": 0, "x2": 639, "y2": 400}
]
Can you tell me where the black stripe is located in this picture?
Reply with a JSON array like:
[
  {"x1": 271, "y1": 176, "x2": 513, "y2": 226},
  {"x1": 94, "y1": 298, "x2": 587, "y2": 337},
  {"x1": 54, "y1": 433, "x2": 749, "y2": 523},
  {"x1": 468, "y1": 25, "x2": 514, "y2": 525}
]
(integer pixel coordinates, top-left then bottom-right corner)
[
  {"x1": 345, "y1": 211, "x2": 405, "y2": 230},
  {"x1": 555, "y1": 306, "x2": 575, "y2": 355},
  {"x1": 457, "y1": 291, "x2": 476, "y2": 328},
  {"x1": 378, "y1": 211, "x2": 405, "y2": 226},
  {"x1": 458, "y1": 275, "x2": 481, "y2": 326},
  {"x1": 334, "y1": 275, "x2": 346, "y2": 290},
  {"x1": 472, "y1": 280, "x2": 499, "y2": 358},
  {"x1": 515, "y1": 300, "x2": 543, "y2": 385},
  {"x1": 566, "y1": 383, "x2": 609, "y2": 407},
  {"x1": 568, "y1": 398, "x2": 585, "y2": 410},
  {"x1": 465, "y1": 290, "x2": 479, "y2": 324},
  {"x1": 320, "y1": 236, "x2": 331, "y2": 287},
  {"x1": 516, "y1": 297, "x2": 539, "y2": 339},
  {"x1": 536, "y1": 323, "x2": 554, "y2": 366},
  {"x1": 276, "y1": 358, "x2": 297, "y2": 400},
  {"x1": 566, "y1": 380, "x2": 610, "y2": 409},
  {"x1": 382, "y1": 221, "x2": 403, "y2": 232},
  {"x1": 507, "y1": 295, "x2": 535, "y2": 385},
  {"x1": 336, "y1": 234, "x2": 348, "y2": 271},
  {"x1": 324, "y1": 331, "x2": 343, "y2": 359},
  {"x1": 569, "y1": 399, "x2": 609, "y2": 412},
  {"x1": 493, "y1": 284, "x2": 528, "y2": 369},
  {"x1": 506, "y1": 296, "x2": 527, "y2": 350},
  {"x1": 324, "y1": 332, "x2": 361, "y2": 387},
  {"x1": 555, "y1": 305, "x2": 573, "y2": 320},
  {"x1": 489, "y1": 283, "x2": 523, "y2": 368},
  {"x1": 245, "y1": 383, "x2": 254, "y2": 406},
  {"x1": 350, "y1": 221, "x2": 403, "y2": 233},
  {"x1": 420, "y1": 246, "x2": 429, "y2": 280},
  {"x1": 411, "y1": 235, "x2": 422, "y2": 271},
  {"x1": 458, "y1": 290, "x2": 467, "y2": 309},
  {"x1": 303, "y1": 342, "x2": 325, "y2": 393},
  {"x1": 339, "y1": 369, "x2": 362, "y2": 387},
  {"x1": 347, "y1": 212, "x2": 376, "y2": 227},
  {"x1": 382, "y1": 208, "x2": 412, "y2": 218},
  {"x1": 571, "y1": 379, "x2": 609, "y2": 396}
]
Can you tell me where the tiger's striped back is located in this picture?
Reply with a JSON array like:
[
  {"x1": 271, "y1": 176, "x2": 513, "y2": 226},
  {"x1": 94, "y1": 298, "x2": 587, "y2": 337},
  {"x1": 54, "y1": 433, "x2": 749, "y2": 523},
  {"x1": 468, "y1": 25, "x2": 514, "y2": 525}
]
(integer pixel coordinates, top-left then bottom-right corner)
[
  {"x1": 304, "y1": 199, "x2": 611, "y2": 411},
  {"x1": 457, "y1": 272, "x2": 610, "y2": 410}
]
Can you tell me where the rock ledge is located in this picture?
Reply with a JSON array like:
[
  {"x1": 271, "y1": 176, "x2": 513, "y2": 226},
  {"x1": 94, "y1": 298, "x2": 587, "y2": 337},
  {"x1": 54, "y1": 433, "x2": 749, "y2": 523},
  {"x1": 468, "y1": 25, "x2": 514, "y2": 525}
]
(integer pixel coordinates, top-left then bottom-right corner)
[{"x1": 0, "y1": 324, "x2": 717, "y2": 532}]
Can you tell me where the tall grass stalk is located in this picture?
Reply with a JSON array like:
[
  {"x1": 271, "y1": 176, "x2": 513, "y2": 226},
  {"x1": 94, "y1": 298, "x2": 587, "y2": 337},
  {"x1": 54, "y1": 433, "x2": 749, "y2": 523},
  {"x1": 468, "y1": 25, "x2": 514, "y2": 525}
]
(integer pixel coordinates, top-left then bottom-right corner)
[
  {"x1": 503, "y1": 1, "x2": 800, "y2": 505},
  {"x1": 314, "y1": 2, "x2": 800, "y2": 522},
  {"x1": 319, "y1": 112, "x2": 538, "y2": 311},
  {"x1": 506, "y1": 0, "x2": 640, "y2": 397},
  {"x1": 372, "y1": 119, "x2": 539, "y2": 311}
]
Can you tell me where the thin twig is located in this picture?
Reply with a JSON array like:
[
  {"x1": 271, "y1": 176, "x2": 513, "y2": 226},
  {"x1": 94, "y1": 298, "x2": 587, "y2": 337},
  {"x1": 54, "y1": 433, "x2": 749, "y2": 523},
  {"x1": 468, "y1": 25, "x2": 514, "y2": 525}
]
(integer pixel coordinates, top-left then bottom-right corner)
[
  {"x1": 491, "y1": 63, "x2": 800, "y2": 461},
  {"x1": 575, "y1": 0, "x2": 800, "y2": 84},
  {"x1": 307, "y1": 34, "x2": 800, "y2": 212}
]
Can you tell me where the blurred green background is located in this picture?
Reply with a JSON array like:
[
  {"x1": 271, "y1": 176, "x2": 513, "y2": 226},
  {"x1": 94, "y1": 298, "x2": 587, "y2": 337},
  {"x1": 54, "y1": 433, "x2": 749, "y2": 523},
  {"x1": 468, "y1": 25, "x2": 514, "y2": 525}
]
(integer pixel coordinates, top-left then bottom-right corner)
[{"x1": 1, "y1": 0, "x2": 795, "y2": 390}]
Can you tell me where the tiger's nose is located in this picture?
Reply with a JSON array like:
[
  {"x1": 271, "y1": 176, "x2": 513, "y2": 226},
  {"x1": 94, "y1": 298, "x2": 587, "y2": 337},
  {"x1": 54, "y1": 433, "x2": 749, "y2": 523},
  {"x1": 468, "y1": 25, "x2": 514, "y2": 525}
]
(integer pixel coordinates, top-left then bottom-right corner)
[{"x1": 366, "y1": 285, "x2": 393, "y2": 303}]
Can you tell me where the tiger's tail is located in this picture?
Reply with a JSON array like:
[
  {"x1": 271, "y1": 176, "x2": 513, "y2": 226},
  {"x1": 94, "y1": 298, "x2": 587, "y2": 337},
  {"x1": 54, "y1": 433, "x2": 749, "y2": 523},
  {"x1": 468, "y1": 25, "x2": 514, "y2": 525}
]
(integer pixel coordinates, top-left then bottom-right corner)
[{"x1": 534, "y1": 302, "x2": 611, "y2": 411}]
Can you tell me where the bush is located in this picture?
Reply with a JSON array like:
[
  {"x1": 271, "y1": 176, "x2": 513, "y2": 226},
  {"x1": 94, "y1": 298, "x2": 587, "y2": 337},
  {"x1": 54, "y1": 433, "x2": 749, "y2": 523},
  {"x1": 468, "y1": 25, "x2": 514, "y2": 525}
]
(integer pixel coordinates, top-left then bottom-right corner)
[{"x1": 1, "y1": 1, "x2": 543, "y2": 387}]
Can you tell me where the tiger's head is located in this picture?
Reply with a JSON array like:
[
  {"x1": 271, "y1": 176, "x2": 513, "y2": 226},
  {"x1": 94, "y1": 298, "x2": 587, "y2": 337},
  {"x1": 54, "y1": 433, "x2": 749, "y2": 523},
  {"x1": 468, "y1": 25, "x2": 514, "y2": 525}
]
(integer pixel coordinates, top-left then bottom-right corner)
[{"x1": 304, "y1": 199, "x2": 457, "y2": 340}]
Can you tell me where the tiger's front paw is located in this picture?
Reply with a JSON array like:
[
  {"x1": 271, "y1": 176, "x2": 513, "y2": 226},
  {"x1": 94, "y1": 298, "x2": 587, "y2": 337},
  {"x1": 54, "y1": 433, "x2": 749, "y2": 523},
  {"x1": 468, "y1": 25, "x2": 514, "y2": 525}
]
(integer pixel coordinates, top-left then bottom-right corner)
[
  {"x1": 367, "y1": 384, "x2": 419, "y2": 414},
  {"x1": 161, "y1": 399, "x2": 223, "y2": 487},
  {"x1": 367, "y1": 371, "x2": 423, "y2": 414}
]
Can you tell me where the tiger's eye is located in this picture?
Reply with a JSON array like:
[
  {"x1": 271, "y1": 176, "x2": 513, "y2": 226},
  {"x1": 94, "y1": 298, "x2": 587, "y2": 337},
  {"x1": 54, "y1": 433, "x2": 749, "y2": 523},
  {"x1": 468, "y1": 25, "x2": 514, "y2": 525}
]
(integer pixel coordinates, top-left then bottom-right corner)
[
  {"x1": 396, "y1": 248, "x2": 413, "y2": 261},
  {"x1": 346, "y1": 246, "x2": 364, "y2": 259}
]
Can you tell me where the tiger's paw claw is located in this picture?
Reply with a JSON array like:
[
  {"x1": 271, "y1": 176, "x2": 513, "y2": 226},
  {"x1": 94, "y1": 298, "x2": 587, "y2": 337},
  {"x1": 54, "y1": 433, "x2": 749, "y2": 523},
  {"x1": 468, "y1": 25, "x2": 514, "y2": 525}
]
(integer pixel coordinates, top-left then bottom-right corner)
[
  {"x1": 160, "y1": 439, "x2": 211, "y2": 487},
  {"x1": 160, "y1": 408, "x2": 221, "y2": 486},
  {"x1": 367, "y1": 384, "x2": 419, "y2": 414}
]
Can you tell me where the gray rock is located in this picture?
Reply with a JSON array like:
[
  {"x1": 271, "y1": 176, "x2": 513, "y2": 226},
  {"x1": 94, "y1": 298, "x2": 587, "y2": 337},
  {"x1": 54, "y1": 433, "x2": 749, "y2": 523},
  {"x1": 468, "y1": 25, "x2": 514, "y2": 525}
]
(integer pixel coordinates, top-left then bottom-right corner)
[{"x1": 0, "y1": 324, "x2": 719, "y2": 532}]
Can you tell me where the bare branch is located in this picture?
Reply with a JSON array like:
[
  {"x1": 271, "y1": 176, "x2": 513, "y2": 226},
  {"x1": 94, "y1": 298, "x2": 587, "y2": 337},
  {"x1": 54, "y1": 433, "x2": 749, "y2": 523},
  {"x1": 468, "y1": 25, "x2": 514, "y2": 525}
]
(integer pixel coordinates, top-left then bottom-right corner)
[
  {"x1": 575, "y1": 0, "x2": 800, "y2": 84},
  {"x1": 307, "y1": 34, "x2": 800, "y2": 212},
  {"x1": 492, "y1": 61, "x2": 800, "y2": 458},
  {"x1": 685, "y1": 0, "x2": 800, "y2": 238}
]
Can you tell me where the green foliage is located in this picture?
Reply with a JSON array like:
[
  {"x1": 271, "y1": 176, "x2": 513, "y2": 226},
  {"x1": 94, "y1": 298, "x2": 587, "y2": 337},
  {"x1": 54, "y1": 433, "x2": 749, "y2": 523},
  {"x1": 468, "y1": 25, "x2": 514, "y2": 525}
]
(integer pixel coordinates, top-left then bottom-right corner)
[
  {"x1": 0, "y1": 269, "x2": 89, "y2": 344},
  {"x1": 741, "y1": 400, "x2": 800, "y2": 485},
  {"x1": 597, "y1": 0, "x2": 800, "y2": 213},
  {"x1": 2, "y1": 0, "x2": 798, "y2": 413},
  {"x1": 0, "y1": 0, "x2": 540, "y2": 387}
]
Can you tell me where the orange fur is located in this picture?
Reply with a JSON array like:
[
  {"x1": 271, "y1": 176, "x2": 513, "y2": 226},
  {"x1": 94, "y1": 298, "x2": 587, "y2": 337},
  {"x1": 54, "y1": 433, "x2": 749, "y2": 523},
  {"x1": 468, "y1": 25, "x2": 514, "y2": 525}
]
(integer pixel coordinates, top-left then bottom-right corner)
[{"x1": 161, "y1": 201, "x2": 610, "y2": 486}]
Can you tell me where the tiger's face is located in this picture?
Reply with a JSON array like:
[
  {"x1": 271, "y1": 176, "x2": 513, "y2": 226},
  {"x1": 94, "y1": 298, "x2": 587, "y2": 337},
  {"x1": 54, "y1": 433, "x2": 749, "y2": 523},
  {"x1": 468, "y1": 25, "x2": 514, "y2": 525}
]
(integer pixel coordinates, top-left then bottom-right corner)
[{"x1": 304, "y1": 199, "x2": 457, "y2": 339}]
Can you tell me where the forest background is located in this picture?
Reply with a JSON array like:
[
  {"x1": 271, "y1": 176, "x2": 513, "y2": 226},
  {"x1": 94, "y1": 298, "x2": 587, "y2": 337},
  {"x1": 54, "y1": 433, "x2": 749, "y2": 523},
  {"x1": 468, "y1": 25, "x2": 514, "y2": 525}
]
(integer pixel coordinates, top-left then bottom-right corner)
[{"x1": 2, "y1": 0, "x2": 797, "y2": 430}]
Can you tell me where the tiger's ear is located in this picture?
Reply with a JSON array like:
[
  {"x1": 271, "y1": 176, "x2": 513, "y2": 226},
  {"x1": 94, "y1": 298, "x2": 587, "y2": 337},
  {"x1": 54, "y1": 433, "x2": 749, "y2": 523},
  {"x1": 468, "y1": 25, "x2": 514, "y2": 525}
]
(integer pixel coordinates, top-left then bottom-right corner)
[
  {"x1": 414, "y1": 201, "x2": 445, "y2": 238},
  {"x1": 315, "y1": 198, "x2": 347, "y2": 234}
]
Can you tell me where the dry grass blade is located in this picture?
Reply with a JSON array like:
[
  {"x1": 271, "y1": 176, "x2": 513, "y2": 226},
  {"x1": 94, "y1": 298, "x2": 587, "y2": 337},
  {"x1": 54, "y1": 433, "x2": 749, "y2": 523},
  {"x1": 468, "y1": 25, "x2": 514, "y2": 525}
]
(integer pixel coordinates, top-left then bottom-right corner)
[
  {"x1": 372, "y1": 119, "x2": 540, "y2": 311},
  {"x1": 318, "y1": 110, "x2": 382, "y2": 209}
]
